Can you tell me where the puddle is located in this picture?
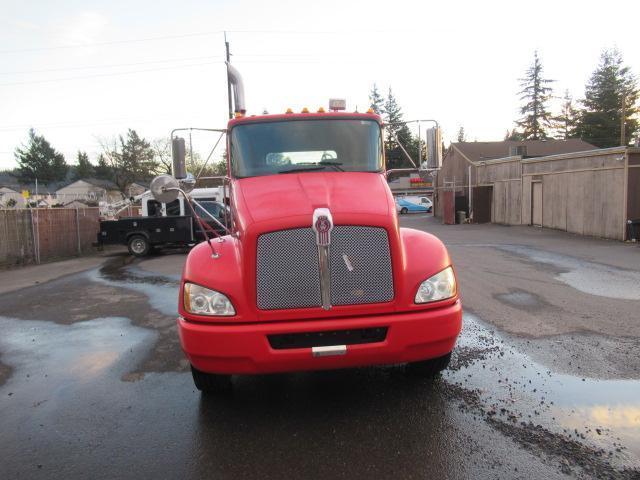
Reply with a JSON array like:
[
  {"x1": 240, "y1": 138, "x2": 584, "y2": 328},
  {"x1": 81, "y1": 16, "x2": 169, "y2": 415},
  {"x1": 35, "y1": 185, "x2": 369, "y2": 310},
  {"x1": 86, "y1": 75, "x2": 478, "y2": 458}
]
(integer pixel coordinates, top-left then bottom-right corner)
[
  {"x1": 88, "y1": 263, "x2": 180, "y2": 317},
  {"x1": 496, "y1": 245, "x2": 640, "y2": 300},
  {"x1": 446, "y1": 313, "x2": 640, "y2": 470},
  {"x1": 0, "y1": 316, "x2": 156, "y2": 388},
  {"x1": 494, "y1": 289, "x2": 551, "y2": 311}
]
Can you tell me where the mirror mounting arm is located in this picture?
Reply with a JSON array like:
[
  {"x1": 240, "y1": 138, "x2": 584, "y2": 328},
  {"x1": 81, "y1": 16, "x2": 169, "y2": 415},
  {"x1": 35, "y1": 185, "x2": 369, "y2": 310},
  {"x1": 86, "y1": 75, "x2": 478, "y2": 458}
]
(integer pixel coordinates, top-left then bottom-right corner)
[{"x1": 163, "y1": 186, "x2": 220, "y2": 259}]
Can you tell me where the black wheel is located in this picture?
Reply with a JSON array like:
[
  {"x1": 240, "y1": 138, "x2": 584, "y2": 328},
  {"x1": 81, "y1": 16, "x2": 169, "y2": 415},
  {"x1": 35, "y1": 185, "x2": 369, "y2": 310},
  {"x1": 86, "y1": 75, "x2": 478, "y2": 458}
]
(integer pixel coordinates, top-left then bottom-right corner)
[
  {"x1": 400, "y1": 207, "x2": 408, "y2": 214},
  {"x1": 407, "y1": 352, "x2": 452, "y2": 377},
  {"x1": 191, "y1": 365, "x2": 232, "y2": 394},
  {"x1": 127, "y1": 235, "x2": 150, "y2": 257}
]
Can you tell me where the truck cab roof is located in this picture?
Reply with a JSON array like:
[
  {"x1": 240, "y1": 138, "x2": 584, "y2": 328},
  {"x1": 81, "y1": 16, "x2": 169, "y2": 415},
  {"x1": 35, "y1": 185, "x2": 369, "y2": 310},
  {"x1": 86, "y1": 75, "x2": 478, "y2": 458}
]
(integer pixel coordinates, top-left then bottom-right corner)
[{"x1": 227, "y1": 110, "x2": 383, "y2": 128}]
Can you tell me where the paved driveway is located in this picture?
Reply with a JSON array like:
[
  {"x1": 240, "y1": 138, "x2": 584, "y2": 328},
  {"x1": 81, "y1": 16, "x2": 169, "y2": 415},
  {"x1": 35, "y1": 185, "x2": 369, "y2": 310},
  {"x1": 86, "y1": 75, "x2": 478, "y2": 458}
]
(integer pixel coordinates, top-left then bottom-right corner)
[{"x1": 0, "y1": 219, "x2": 638, "y2": 479}]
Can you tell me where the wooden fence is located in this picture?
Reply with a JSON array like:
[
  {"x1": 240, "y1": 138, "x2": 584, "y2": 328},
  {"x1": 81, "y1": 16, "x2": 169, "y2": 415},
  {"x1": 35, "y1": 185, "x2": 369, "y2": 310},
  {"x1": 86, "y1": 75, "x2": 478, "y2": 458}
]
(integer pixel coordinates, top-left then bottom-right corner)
[{"x1": 0, "y1": 208, "x2": 100, "y2": 267}]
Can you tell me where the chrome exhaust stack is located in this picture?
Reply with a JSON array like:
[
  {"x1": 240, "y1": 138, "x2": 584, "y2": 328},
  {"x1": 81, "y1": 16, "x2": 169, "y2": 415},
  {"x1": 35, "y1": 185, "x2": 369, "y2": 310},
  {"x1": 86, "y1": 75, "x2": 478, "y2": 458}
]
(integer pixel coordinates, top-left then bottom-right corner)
[{"x1": 227, "y1": 63, "x2": 246, "y2": 115}]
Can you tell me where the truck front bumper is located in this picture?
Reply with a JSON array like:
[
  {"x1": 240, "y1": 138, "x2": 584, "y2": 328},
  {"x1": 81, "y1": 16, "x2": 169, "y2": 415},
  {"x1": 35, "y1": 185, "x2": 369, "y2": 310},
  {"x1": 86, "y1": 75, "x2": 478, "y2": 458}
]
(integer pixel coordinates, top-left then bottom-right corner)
[{"x1": 178, "y1": 300, "x2": 462, "y2": 375}]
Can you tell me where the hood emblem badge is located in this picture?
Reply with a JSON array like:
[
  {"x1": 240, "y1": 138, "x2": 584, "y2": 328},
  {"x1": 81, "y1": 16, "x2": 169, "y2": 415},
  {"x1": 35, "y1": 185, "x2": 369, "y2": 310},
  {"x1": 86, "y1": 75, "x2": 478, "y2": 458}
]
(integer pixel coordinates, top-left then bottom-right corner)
[
  {"x1": 312, "y1": 208, "x2": 333, "y2": 246},
  {"x1": 312, "y1": 208, "x2": 333, "y2": 310}
]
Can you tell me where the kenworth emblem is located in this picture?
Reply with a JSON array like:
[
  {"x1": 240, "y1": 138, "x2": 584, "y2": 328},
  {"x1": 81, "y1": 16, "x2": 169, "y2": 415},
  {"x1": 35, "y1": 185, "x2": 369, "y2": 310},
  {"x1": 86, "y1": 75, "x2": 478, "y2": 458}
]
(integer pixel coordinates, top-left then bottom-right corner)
[
  {"x1": 312, "y1": 208, "x2": 333, "y2": 310},
  {"x1": 312, "y1": 208, "x2": 333, "y2": 246}
]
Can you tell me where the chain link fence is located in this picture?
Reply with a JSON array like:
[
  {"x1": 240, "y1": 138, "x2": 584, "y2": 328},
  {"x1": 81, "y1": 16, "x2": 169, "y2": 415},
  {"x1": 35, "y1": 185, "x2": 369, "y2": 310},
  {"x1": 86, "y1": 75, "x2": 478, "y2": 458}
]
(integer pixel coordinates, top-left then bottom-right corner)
[{"x1": 0, "y1": 208, "x2": 100, "y2": 268}]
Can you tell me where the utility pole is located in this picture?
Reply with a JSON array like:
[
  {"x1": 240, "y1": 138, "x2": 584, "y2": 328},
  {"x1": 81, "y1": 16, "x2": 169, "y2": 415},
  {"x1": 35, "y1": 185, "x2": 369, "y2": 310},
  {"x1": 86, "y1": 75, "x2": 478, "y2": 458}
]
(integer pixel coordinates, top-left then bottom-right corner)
[
  {"x1": 225, "y1": 32, "x2": 233, "y2": 120},
  {"x1": 620, "y1": 93, "x2": 626, "y2": 147}
]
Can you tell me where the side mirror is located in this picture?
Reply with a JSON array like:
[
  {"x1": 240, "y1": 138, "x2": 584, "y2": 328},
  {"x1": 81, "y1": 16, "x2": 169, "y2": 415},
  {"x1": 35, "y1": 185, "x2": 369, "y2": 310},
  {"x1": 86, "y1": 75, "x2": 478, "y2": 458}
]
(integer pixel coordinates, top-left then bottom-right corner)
[
  {"x1": 426, "y1": 127, "x2": 443, "y2": 169},
  {"x1": 150, "y1": 174, "x2": 179, "y2": 203},
  {"x1": 172, "y1": 137, "x2": 187, "y2": 179}
]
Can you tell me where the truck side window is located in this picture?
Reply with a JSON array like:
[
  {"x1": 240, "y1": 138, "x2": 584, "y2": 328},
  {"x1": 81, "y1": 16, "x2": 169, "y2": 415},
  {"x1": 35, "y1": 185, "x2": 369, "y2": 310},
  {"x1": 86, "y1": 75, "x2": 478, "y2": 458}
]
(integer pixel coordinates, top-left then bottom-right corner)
[
  {"x1": 147, "y1": 200, "x2": 162, "y2": 216},
  {"x1": 166, "y1": 199, "x2": 181, "y2": 216}
]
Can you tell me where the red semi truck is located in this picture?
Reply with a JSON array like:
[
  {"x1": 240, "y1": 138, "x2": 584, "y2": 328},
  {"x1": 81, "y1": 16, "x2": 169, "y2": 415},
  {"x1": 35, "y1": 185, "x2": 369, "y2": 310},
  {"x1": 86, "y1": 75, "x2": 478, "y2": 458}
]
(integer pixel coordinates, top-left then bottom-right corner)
[{"x1": 159, "y1": 67, "x2": 462, "y2": 392}]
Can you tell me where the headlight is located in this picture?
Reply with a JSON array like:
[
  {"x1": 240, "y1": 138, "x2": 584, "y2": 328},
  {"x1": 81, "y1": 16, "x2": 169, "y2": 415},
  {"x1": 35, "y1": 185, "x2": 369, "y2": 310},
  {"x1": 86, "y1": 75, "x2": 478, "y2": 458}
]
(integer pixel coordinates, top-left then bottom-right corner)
[
  {"x1": 414, "y1": 266, "x2": 457, "y2": 303},
  {"x1": 183, "y1": 283, "x2": 236, "y2": 316}
]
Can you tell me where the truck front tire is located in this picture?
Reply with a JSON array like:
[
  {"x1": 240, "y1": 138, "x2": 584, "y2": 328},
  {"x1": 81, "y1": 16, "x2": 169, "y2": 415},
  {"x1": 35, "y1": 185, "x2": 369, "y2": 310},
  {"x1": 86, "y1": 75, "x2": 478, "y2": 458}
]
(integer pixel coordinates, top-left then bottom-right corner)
[
  {"x1": 407, "y1": 352, "x2": 452, "y2": 377},
  {"x1": 127, "y1": 235, "x2": 150, "y2": 257},
  {"x1": 400, "y1": 207, "x2": 408, "y2": 214},
  {"x1": 191, "y1": 365, "x2": 232, "y2": 394}
]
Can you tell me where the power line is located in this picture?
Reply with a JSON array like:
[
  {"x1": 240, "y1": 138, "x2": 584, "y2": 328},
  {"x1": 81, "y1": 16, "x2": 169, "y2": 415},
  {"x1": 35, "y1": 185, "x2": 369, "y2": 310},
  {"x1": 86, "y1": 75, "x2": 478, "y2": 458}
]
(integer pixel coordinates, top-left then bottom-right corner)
[
  {"x1": 0, "y1": 60, "x2": 222, "y2": 86},
  {"x1": 0, "y1": 55, "x2": 225, "y2": 75},
  {"x1": 0, "y1": 53, "x2": 374, "y2": 77},
  {"x1": 0, "y1": 113, "x2": 219, "y2": 132},
  {"x1": 0, "y1": 28, "x2": 406, "y2": 55},
  {"x1": 0, "y1": 30, "x2": 226, "y2": 54}
]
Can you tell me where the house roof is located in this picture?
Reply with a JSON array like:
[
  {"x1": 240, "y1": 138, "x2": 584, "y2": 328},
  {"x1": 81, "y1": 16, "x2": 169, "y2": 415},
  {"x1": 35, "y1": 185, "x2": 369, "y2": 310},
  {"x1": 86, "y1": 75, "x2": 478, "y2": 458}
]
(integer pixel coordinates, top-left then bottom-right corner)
[
  {"x1": 57, "y1": 178, "x2": 119, "y2": 191},
  {"x1": 63, "y1": 198, "x2": 96, "y2": 206},
  {"x1": 451, "y1": 139, "x2": 598, "y2": 163}
]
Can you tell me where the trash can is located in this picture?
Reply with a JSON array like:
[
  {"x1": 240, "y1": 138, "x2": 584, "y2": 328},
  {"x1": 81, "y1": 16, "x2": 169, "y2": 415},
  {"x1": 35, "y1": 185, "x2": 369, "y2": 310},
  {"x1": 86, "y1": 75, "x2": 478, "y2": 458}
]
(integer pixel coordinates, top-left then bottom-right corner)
[
  {"x1": 627, "y1": 219, "x2": 640, "y2": 242},
  {"x1": 456, "y1": 210, "x2": 467, "y2": 224}
]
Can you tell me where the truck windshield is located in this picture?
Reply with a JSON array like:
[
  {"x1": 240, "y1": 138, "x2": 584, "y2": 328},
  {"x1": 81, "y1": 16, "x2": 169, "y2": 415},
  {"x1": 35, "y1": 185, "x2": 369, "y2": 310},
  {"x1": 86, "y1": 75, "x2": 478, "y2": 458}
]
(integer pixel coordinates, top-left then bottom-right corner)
[{"x1": 230, "y1": 119, "x2": 383, "y2": 178}]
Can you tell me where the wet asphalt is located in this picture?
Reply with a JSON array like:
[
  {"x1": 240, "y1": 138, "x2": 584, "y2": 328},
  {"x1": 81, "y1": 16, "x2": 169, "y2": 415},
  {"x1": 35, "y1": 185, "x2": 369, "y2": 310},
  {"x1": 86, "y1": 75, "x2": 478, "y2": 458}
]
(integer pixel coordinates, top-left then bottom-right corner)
[{"x1": 1, "y1": 217, "x2": 639, "y2": 479}]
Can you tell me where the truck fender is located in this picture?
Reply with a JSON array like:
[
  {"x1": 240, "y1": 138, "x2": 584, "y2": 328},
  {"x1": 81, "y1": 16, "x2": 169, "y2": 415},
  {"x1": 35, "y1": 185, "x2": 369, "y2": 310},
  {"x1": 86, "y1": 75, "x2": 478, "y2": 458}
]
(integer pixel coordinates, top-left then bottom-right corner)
[
  {"x1": 180, "y1": 237, "x2": 249, "y2": 321},
  {"x1": 396, "y1": 227, "x2": 456, "y2": 307}
]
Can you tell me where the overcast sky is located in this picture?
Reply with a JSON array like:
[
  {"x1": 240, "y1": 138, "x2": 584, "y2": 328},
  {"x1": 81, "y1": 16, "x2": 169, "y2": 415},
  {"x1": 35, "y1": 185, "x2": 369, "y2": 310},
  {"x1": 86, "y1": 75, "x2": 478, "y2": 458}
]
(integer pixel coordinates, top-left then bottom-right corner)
[{"x1": 1, "y1": 0, "x2": 639, "y2": 171}]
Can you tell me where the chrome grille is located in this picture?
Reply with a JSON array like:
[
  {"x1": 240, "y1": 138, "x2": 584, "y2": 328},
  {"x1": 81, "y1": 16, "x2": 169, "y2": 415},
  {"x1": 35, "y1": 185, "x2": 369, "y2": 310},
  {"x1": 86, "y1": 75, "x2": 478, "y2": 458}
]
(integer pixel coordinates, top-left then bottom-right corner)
[
  {"x1": 256, "y1": 226, "x2": 394, "y2": 310},
  {"x1": 256, "y1": 228, "x2": 321, "y2": 310},
  {"x1": 329, "y1": 226, "x2": 394, "y2": 305}
]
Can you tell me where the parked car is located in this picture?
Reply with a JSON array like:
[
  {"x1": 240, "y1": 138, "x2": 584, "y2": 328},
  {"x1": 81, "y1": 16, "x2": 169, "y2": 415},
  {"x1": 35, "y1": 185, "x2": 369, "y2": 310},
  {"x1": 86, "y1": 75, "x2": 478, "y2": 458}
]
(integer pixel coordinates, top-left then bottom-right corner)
[{"x1": 396, "y1": 196, "x2": 432, "y2": 214}]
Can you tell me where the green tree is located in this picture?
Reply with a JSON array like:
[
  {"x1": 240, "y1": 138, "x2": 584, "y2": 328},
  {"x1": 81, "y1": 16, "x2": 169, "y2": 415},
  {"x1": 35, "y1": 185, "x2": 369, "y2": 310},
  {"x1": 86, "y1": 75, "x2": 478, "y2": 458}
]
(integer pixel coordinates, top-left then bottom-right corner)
[
  {"x1": 74, "y1": 151, "x2": 95, "y2": 179},
  {"x1": 99, "y1": 129, "x2": 158, "y2": 192},
  {"x1": 94, "y1": 154, "x2": 113, "y2": 180},
  {"x1": 368, "y1": 83, "x2": 385, "y2": 115},
  {"x1": 552, "y1": 90, "x2": 579, "y2": 140},
  {"x1": 15, "y1": 128, "x2": 67, "y2": 184},
  {"x1": 515, "y1": 51, "x2": 554, "y2": 140},
  {"x1": 457, "y1": 126, "x2": 466, "y2": 142},
  {"x1": 576, "y1": 49, "x2": 639, "y2": 147},
  {"x1": 504, "y1": 129, "x2": 524, "y2": 141},
  {"x1": 383, "y1": 88, "x2": 417, "y2": 168}
]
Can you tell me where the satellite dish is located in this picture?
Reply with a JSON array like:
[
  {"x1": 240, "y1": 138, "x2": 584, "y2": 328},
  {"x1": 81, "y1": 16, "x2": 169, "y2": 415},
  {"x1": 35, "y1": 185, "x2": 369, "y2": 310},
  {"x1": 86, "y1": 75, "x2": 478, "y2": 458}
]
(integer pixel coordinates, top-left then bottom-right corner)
[{"x1": 150, "y1": 174, "x2": 179, "y2": 203}]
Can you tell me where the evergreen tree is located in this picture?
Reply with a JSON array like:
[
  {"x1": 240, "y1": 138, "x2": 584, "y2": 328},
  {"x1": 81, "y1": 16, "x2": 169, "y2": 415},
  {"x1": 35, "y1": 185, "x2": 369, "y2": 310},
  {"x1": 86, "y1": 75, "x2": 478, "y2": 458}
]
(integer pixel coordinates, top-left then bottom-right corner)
[
  {"x1": 74, "y1": 151, "x2": 95, "y2": 179},
  {"x1": 504, "y1": 129, "x2": 524, "y2": 141},
  {"x1": 15, "y1": 128, "x2": 67, "y2": 184},
  {"x1": 552, "y1": 90, "x2": 579, "y2": 140},
  {"x1": 99, "y1": 129, "x2": 158, "y2": 192},
  {"x1": 576, "y1": 49, "x2": 638, "y2": 147},
  {"x1": 515, "y1": 52, "x2": 554, "y2": 140},
  {"x1": 383, "y1": 88, "x2": 417, "y2": 168},
  {"x1": 457, "y1": 126, "x2": 466, "y2": 142},
  {"x1": 94, "y1": 154, "x2": 113, "y2": 180},
  {"x1": 368, "y1": 84, "x2": 385, "y2": 115}
]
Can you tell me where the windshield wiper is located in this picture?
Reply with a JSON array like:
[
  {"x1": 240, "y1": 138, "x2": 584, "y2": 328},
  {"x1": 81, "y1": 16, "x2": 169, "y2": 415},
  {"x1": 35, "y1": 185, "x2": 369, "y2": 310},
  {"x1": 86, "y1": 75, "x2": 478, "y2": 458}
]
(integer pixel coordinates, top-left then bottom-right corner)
[
  {"x1": 317, "y1": 160, "x2": 343, "y2": 171},
  {"x1": 278, "y1": 161, "x2": 344, "y2": 174},
  {"x1": 278, "y1": 165, "x2": 327, "y2": 174}
]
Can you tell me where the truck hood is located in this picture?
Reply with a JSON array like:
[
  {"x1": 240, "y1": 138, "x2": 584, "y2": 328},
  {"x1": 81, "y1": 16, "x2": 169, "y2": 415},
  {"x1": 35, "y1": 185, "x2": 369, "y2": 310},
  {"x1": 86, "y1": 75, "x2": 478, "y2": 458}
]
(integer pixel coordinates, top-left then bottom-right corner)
[{"x1": 235, "y1": 172, "x2": 391, "y2": 225}]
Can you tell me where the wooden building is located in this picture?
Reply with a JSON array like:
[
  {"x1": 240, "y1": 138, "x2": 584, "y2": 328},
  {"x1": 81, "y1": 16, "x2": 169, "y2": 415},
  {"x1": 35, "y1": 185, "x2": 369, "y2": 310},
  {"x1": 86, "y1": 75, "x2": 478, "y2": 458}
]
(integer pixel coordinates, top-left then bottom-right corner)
[{"x1": 434, "y1": 140, "x2": 640, "y2": 240}]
